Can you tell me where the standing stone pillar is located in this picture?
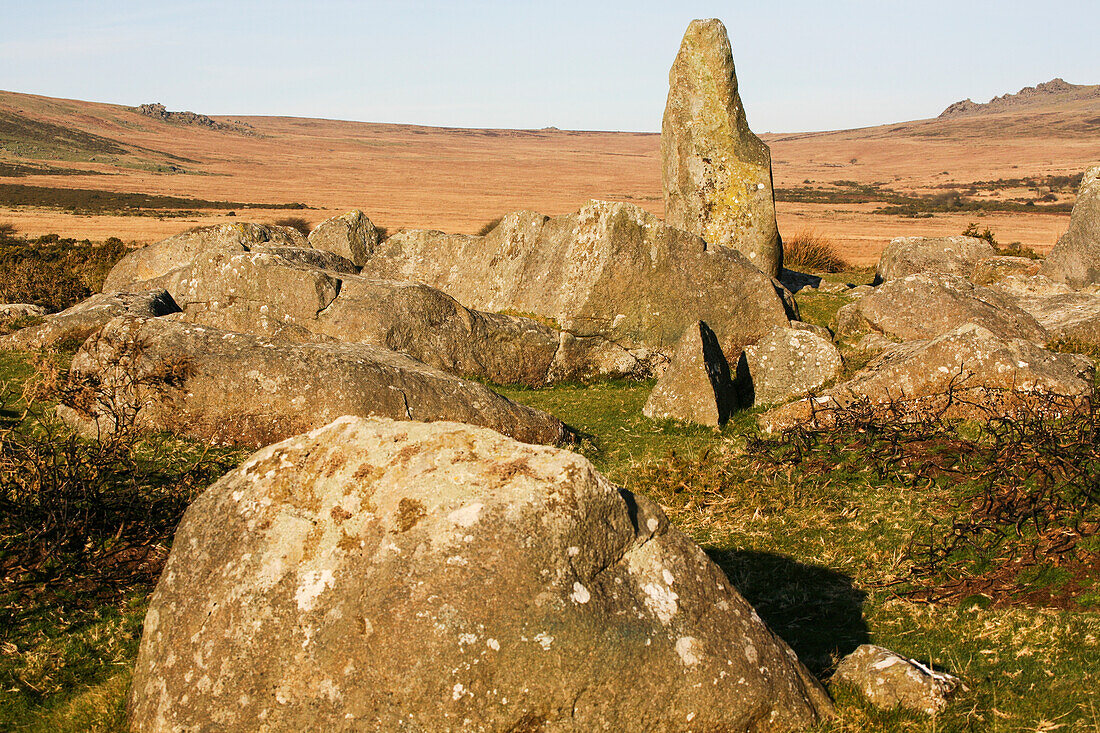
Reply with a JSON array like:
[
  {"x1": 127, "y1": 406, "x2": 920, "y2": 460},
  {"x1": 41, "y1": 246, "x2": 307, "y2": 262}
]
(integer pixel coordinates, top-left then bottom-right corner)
[{"x1": 662, "y1": 18, "x2": 782, "y2": 277}]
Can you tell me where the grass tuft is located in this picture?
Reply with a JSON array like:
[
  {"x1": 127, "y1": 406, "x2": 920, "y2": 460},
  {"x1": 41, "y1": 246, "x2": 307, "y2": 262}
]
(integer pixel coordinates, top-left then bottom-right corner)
[{"x1": 784, "y1": 229, "x2": 849, "y2": 273}]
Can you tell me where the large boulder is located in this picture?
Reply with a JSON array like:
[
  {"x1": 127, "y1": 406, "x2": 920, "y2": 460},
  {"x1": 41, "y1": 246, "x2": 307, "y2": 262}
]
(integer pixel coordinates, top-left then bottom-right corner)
[
  {"x1": 307, "y1": 210, "x2": 380, "y2": 267},
  {"x1": 760, "y1": 324, "x2": 1094, "y2": 432},
  {"x1": 835, "y1": 274, "x2": 1047, "y2": 343},
  {"x1": 60, "y1": 316, "x2": 569, "y2": 446},
  {"x1": 661, "y1": 19, "x2": 781, "y2": 277},
  {"x1": 737, "y1": 326, "x2": 844, "y2": 408},
  {"x1": 0, "y1": 290, "x2": 179, "y2": 350},
  {"x1": 102, "y1": 222, "x2": 353, "y2": 292},
  {"x1": 1042, "y1": 166, "x2": 1100, "y2": 288},
  {"x1": 166, "y1": 249, "x2": 639, "y2": 386},
  {"x1": 642, "y1": 321, "x2": 736, "y2": 426},
  {"x1": 128, "y1": 417, "x2": 832, "y2": 732},
  {"x1": 360, "y1": 201, "x2": 793, "y2": 362},
  {"x1": 875, "y1": 236, "x2": 996, "y2": 283}
]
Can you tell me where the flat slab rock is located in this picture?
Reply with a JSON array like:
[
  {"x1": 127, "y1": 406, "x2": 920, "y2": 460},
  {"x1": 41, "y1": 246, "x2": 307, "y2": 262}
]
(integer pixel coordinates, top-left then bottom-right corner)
[
  {"x1": 836, "y1": 273, "x2": 1047, "y2": 343},
  {"x1": 128, "y1": 417, "x2": 831, "y2": 732},
  {"x1": 832, "y1": 645, "x2": 961, "y2": 715},
  {"x1": 60, "y1": 316, "x2": 569, "y2": 447},
  {"x1": 760, "y1": 323, "x2": 1094, "y2": 431}
]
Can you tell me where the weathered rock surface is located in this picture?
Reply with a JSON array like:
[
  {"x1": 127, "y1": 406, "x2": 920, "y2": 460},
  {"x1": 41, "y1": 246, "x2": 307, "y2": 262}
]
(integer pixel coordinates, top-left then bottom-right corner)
[
  {"x1": 102, "y1": 222, "x2": 354, "y2": 292},
  {"x1": 0, "y1": 303, "x2": 47, "y2": 325},
  {"x1": 166, "y1": 250, "x2": 653, "y2": 385},
  {"x1": 1009, "y1": 292, "x2": 1100, "y2": 348},
  {"x1": 737, "y1": 326, "x2": 843, "y2": 408},
  {"x1": 0, "y1": 291, "x2": 179, "y2": 350},
  {"x1": 760, "y1": 324, "x2": 1094, "y2": 431},
  {"x1": 1041, "y1": 166, "x2": 1100, "y2": 288},
  {"x1": 971, "y1": 255, "x2": 1040, "y2": 286},
  {"x1": 360, "y1": 201, "x2": 793, "y2": 363},
  {"x1": 643, "y1": 321, "x2": 736, "y2": 426},
  {"x1": 307, "y1": 210, "x2": 380, "y2": 267},
  {"x1": 661, "y1": 19, "x2": 781, "y2": 277},
  {"x1": 61, "y1": 317, "x2": 569, "y2": 446},
  {"x1": 875, "y1": 236, "x2": 996, "y2": 283},
  {"x1": 832, "y1": 645, "x2": 961, "y2": 716},
  {"x1": 128, "y1": 417, "x2": 831, "y2": 732},
  {"x1": 836, "y1": 274, "x2": 1047, "y2": 342}
]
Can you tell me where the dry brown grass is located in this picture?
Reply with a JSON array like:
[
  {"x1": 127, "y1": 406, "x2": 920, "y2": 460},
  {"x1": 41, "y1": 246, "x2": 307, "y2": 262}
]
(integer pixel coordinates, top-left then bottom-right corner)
[{"x1": 783, "y1": 228, "x2": 848, "y2": 273}]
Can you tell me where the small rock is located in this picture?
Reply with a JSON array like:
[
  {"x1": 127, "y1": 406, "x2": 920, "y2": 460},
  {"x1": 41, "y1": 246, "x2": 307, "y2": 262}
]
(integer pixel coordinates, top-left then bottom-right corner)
[
  {"x1": 643, "y1": 321, "x2": 736, "y2": 426},
  {"x1": 0, "y1": 290, "x2": 179, "y2": 350},
  {"x1": 832, "y1": 644, "x2": 961, "y2": 715},
  {"x1": 738, "y1": 326, "x2": 843, "y2": 408},
  {"x1": 876, "y1": 235, "x2": 995, "y2": 283},
  {"x1": 307, "y1": 210, "x2": 380, "y2": 267},
  {"x1": 0, "y1": 303, "x2": 47, "y2": 325}
]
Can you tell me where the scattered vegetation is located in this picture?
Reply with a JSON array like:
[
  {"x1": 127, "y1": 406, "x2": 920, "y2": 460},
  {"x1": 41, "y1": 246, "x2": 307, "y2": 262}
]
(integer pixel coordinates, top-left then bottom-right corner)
[
  {"x1": 272, "y1": 216, "x2": 312, "y2": 236},
  {"x1": 0, "y1": 346, "x2": 244, "y2": 729},
  {"x1": 0, "y1": 228, "x2": 128, "y2": 311},
  {"x1": 783, "y1": 229, "x2": 848, "y2": 273},
  {"x1": 0, "y1": 183, "x2": 308, "y2": 215},
  {"x1": 961, "y1": 222, "x2": 996, "y2": 245},
  {"x1": 775, "y1": 179, "x2": 1076, "y2": 216}
]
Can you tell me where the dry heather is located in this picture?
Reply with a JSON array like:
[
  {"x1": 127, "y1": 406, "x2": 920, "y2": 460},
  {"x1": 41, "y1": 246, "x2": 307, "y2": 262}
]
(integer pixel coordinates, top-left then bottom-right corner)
[{"x1": 783, "y1": 229, "x2": 849, "y2": 273}]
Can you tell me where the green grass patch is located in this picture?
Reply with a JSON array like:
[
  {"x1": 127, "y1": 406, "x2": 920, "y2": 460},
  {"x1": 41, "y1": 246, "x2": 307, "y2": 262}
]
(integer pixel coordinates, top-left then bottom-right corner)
[{"x1": 794, "y1": 291, "x2": 854, "y2": 331}]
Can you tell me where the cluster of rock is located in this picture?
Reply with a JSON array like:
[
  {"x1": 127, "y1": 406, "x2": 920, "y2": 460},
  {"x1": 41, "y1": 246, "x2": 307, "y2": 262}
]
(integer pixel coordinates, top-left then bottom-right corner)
[
  {"x1": 135, "y1": 102, "x2": 254, "y2": 134},
  {"x1": 755, "y1": 168, "x2": 1100, "y2": 431}
]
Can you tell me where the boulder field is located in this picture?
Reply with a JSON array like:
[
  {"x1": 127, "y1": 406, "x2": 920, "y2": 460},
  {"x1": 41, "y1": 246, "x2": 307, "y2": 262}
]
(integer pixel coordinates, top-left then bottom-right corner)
[{"x1": 127, "y1": 417, "x2": 832, "y2": 732}]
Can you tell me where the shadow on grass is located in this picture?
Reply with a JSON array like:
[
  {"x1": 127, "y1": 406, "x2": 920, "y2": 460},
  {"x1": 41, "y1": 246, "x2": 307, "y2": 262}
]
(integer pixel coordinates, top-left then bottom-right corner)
[{"x1": 708, "y1": 549, "x2": 869, "y2": 678}]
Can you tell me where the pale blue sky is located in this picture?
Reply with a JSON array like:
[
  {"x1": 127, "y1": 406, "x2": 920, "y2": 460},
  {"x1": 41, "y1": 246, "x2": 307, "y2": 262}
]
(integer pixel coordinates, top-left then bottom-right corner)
[{"x1": 1, "y1": 0, "x2": 1096, "y2": 133}]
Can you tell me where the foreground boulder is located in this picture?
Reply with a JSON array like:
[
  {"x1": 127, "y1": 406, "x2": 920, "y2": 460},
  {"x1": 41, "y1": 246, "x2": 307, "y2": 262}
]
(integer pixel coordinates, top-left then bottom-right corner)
[
  {"x1": 360, "y1": 201, "x2": 793, "y2": 362},
  {"x1": 1041, "y1": 166, "x2": 1100, "y2": 288},
  {"x1": 102, "y1": 222, "x2": 354, "y2": 292},
  {"x1": 760, "y1": 324, "x2": 1094, "y2": 431},
  {"x1": 307, "y1": 209, "x2": 380, "y2": 267},
  {"x1": 661, "y1": 19, "x2": 781, "y2": 277},
  {"x1": 0, "y1": 290, "x2": 179, "y2": 350},
  {"x1": 832, "y1": 645, "x2": 961, "y2": 716},
  {"x1": 128, "y1": 417, "x2": 831, "y2": 731},
  {"x1": 642, "y1": 321, "x2": 736, "y2": 426},
  {"x1": 737, "y1": 326, "x2": 844, "y2": 408},
  {"x1": 875, "y1": 236, "x2": 995, "y2": 283},
  {"x1": 836, "y1": 274, "x2": 1047, "y2": 342},
  {"x1": 61, "y1": 317, "x2": 569, "y2": 446}
]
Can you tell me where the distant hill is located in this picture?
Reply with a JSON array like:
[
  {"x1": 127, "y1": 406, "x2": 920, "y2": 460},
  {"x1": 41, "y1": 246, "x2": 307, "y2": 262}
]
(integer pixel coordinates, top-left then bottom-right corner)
[{"x1": 940, "y1": 78, "x2": 1100, "y2": 118}]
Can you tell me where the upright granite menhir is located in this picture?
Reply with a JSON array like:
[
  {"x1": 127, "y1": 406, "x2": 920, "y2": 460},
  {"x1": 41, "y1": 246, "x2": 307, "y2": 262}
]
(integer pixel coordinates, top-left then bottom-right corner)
[{"x1": 662, "y1": 18, "x2": 782, "y2": 278}]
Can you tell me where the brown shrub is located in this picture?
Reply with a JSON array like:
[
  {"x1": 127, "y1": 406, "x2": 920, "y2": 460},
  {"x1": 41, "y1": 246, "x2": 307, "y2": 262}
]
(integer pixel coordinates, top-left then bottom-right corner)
[
  {"x1": 783, "y1": 229, "x2": 848, "y2": 273},
  {"x1": 273, "y1": 216, "x2": 312, "y2": 236}
]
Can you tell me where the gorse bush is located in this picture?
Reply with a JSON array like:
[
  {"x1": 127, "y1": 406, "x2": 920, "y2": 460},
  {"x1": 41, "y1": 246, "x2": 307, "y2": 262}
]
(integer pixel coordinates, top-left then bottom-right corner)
[
  {"x1": 782, "y1": 229, "x2": 848, "y2": 273},
  {"x1": 0, "y1": 230, "x2": 128, "y2": 311},
  {"x1": 962, "y1": 222, "x2": 997, "y2": 246},
  {"x1": 0, "y1": 343, "x2": 240, "y2": 588}
]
